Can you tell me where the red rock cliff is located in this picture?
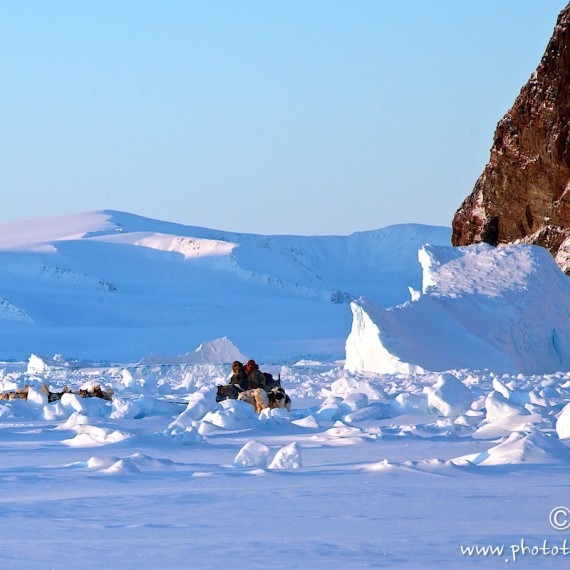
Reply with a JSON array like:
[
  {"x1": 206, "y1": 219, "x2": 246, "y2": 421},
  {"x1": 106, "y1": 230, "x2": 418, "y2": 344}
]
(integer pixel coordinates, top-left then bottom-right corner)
[{"x1": 452, "y1": 3, "x2": 570, "y2": 272}]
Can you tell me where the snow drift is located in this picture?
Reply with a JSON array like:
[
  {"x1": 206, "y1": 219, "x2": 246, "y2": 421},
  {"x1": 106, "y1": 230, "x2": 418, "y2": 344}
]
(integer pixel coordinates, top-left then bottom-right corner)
[
  {"x1": 138, "y1": 337, "x2": 246, "y2": 365},
  {"x1": 345, "y1": 243, "x2": 570, "y2": 374}
]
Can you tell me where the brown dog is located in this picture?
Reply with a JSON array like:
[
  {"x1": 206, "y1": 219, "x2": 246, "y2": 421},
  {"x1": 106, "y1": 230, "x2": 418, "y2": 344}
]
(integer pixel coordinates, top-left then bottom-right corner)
[
  {"x1": 41, "y1": 382, "x2": 112, "y2": 402},
  {"x1": 0, "y1": 386, "x2": 30, "y2": 401},
  {"x1": 79, "y1": 384, "x2": 113, "y2": 401},
  {"x1": 238, "y1": 388, "x2": 270, "y2": 413},
  {"x1": 41, "y1": 383, "x2": 69, "y2": 402}
]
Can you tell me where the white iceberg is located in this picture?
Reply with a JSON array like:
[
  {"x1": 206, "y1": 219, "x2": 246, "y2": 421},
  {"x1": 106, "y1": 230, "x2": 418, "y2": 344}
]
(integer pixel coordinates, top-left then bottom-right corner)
[{"x1": 345, "y1": 244, "x2": 570, "y2": 374}]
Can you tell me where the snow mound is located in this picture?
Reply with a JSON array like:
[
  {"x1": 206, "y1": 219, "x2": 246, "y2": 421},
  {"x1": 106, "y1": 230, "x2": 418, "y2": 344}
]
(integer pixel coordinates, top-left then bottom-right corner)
[
  {"x1": 166, "y1": 387, "x2": 217, "y2": 433},
  {"x1": 344, "y1": 403, "x2": 390, "y2": 423},
  {"x1": 484, "y1": 391, "x2": 528, "y2": 422},
  {"x1": 234, "y1": 440, "x2": 271, "y2": 468},
  {"x1": 423, "y1": 374, "x2": 472, "y2": 418},
  {"x1": 25, "y1": 386, "x2": 48, "y2": 407},
  {"x1": 453, "y1": 430, "x2": 570, "y2": 466},
  {"x1": 27, "y1": 353, "x2": 88, "y2": 374},
  {"x1": 199, "y1": 398, "x2": 257, "y2": 431},
  {"x1": 110, "y1": 397, "x2": 143, "y2": 419},
  {"x1": 471, "y1": 391, "x2": 543, "y2": 440},
  {"x1": 556, "y1": 401, "x2": 570, "y2": 440},
  {"x1": 268, "y1": 442, "x2": 303, "y2": 470},
  {"x1": 345, "y1": 244, "x2": 570, "y2": 374},
  {"x1": 291, "y1": 415, "x2": 320, "y2": 428},
  {"x1": 89, "y1": 453, "x2": 183, "y2": 474},
  {"x1": 326, "y1": 377, "x2": 387, "y2": 400},
  {"x1": 139, "y1": 337, "x2": 246, "y2": 365},
  {"x1": 58, "y1": 393, "x2": 110, "y2": 417},
  {"x1": 101, "y1": 231, "x2": 237, "y2": 261},
  {"x1": 62, "y1": 424, "x2": 129, "y2": 447}
]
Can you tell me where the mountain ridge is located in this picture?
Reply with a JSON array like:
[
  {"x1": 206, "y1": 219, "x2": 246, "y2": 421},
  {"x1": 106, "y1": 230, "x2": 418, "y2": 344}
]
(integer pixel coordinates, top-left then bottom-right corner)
[{"x1": 0, "y1": 210, "x2": 451, "y2": 362}]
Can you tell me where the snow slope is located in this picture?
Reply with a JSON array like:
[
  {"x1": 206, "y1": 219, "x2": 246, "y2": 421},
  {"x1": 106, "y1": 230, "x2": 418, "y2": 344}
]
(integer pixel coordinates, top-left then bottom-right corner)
[
  {"x1": 346, "y1": 243, "x2": 570, "y2": 374},
  {"x1": 0, "y1": 210, "x2": 450, "y2": 361}
]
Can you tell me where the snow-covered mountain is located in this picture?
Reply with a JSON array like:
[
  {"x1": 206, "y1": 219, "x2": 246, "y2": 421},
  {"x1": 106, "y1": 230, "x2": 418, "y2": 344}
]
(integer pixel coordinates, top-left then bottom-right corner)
[{"x1": 0, "y1": 210, "x2": 451, "y2": 361}]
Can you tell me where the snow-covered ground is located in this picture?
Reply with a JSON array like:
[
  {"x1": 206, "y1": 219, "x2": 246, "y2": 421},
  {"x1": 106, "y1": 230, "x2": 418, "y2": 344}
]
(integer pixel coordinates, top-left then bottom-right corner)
[
  {"x1": 1, "y1": 356, "x2": 569, "y2": 569},
  {"x1": 2, "y1": 211, "x2": 570, "y2": 568}
]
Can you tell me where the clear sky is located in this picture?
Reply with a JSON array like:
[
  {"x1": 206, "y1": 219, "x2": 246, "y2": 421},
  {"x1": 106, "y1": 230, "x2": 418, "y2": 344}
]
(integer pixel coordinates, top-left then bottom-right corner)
[{"x1": 1, "y1": 1, "x2": 568, "y2": 235}]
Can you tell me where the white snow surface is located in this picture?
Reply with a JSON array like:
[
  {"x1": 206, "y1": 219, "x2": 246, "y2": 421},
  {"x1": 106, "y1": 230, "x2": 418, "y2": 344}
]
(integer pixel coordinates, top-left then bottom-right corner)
[
  {"x1": 2, "y1": 211, "x2": 570, "y2": 567},
  {"x1": 0, "y1": 210, "x2": 450, "y2": 362},
  {"x1": 0, "y1": 358, "x2": 569, "y2": 569},
  {"x1": 346, "y1": 243, "x2": 570, "y2": 374}
]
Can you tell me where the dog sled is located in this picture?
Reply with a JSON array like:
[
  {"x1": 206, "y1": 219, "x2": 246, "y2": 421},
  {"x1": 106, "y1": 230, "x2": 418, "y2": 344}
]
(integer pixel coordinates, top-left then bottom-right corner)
[{"x1": 216, "y1": 373, "x2": 291, "y2": 414}]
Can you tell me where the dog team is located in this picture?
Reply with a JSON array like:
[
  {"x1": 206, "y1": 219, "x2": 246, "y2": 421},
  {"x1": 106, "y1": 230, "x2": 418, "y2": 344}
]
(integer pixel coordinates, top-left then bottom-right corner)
[
  {"x1": 0, "y1": 383, "x2": 113, "y2": 402},
  {"x1": 218, "y1": 359, "x2": 291, "y2": 413}
]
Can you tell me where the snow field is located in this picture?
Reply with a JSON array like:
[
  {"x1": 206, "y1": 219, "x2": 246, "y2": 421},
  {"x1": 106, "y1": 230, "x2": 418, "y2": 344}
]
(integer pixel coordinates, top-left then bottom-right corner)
[{"x1": 0, "y1": 357, "x2": 569, "y2": 568}]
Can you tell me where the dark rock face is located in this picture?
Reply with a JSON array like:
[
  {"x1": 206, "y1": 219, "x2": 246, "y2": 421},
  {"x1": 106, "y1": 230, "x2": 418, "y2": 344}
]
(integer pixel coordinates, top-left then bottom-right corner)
[{"x1": 452, "y1": 3, "x2": 570, "y2": 272}]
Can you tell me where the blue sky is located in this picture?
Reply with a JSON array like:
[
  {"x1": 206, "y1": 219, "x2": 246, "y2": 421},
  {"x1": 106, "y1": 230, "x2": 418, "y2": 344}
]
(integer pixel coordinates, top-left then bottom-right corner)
[{"x1": 1, "y1": 1, "x2": 567, "y2": 235}]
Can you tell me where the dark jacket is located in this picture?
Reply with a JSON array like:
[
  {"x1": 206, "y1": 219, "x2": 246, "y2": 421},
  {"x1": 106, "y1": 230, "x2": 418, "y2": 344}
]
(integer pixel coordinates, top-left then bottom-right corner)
[
  {"x1": 230, "y1": 371, "x2": 249, "y2": 391},
  {"x1": 247, "y1": 369, "x2": 267, "y2": 390}
]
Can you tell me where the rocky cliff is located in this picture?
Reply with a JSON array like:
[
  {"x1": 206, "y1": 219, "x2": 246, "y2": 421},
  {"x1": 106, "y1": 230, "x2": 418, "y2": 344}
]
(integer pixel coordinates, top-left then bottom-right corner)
[{"x1": 452, "y1": 3, "x2": 570, "y2": 272}]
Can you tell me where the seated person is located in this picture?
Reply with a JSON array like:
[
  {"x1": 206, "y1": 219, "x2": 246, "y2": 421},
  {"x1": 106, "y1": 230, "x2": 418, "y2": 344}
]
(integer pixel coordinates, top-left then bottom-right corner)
[
  {"x1": 244, "y1": 359, "x2": 267, "y2": 390},
  {"x1": 230, "y1": 361, "x2": 249, "y2": 391}
]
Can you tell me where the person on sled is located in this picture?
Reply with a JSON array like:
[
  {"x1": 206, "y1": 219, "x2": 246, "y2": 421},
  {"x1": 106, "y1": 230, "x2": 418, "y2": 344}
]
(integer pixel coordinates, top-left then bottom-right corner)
[
  {"x1": 230, "y1": 361, "x2": 249, "y2": 391},
  {"x1": 216, "y1": 361, "x2": 250, "y2": 402},
  {"x1": 244, "y1": 359, "x2": 267, "y2": 390}
]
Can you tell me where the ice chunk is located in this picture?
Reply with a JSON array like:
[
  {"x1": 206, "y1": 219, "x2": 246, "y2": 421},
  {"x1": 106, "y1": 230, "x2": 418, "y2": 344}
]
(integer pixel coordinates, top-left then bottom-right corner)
[
  {"x1": 291, "y1": 415, "x2": 319, "y2": 428},
  {"x1": 167, "y1": 387, "x2": 216, "y2": 431},
  {"x1": 453, "y1": 430, "x2": 570, "y2": 466},
  {"x1": 268, "y1": 442, "x2": 303, "y2": 470},
  {"x1": 111, "y1": 397, "x2": 143, "y2": 419},
  {"x1": 345, "y1": 244, "x2": 570, "y2": 374},
  {"x1": 423, "y1": 374, "x2": 472, "y2": 418},
  {"x1": 234, "y1": 440, "x2": 270, "y2": 468},
  {"x1": 62, "y1": 425, "x2": 129, "y2": 447},
  {"x1": 556, "y1": 401, "x2": 570, "y2": 440},
  {"x1": 485, "y1": 391, "x2": 528, "y2": 422}
]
